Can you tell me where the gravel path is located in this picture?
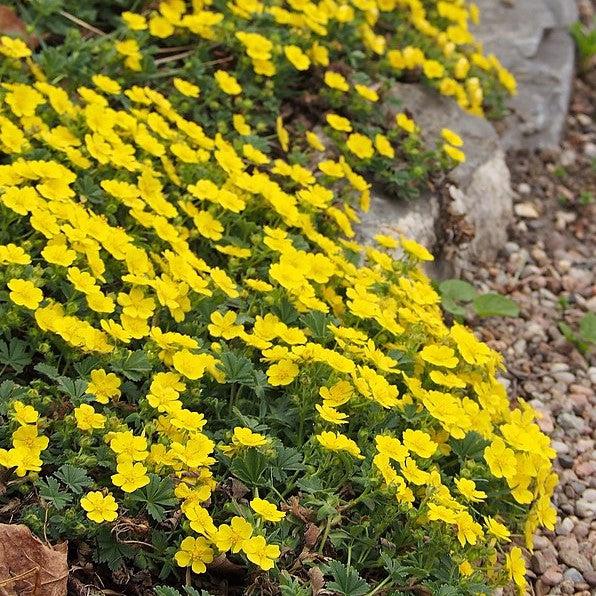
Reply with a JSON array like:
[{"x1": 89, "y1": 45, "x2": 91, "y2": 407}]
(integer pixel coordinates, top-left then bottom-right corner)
[{"x1": 460, "y1": 72, "x2": 596, "y2": 594}]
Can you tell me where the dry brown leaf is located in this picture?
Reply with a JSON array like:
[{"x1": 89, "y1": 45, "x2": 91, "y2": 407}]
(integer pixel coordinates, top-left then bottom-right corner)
[
  {"x1": 303, "y1": 523, "x2": 322, "y2": 548},
  {"x1": 0, "y1": 6, "x2": 38, "y2": 48},
  {"x1": 0, "y1": 524, "x2": 68, "y2": 596},
  {"x1": 308, "y1": 566, "x2": 325, "y2": 595}
]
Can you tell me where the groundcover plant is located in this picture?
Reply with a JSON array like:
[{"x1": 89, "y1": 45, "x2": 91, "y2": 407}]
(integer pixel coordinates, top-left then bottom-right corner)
[{"x1": 0, "y1": 1, "x2": 554, "y2": 594}]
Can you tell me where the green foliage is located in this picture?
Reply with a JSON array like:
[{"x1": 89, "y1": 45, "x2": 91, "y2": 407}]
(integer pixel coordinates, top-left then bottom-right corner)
[
  {"x1": 559, "y1": 312, "x2": 596, "y2": 353},
  {"x1": 570, "y1": 20, "x2": 596, "y2": 67},
  {"x1": 439, "y1": 280, "x2": 519, "y2": 318}
]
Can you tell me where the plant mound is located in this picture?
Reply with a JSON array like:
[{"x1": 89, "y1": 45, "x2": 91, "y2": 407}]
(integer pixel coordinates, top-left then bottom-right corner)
[{"x1": 0, "y1": 1, "x2": 554, "y2": 594}]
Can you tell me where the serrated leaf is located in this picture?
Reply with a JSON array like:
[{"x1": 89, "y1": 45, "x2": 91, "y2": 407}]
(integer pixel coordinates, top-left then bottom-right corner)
[
  {"x1": 0, "y1": 380, "x2": 27, "y2": 414},
  {"x1": 473, "y1": 293, "x2": 519, "y2": 318},
  {"x1": 95, "y1": 526, "x2": 135, "y2": 571},
  {"x1": 55, "y1": 464, "x2": 92, "y2": 494},
  {"x1": 128, "y1": 474, "x2": 177, "y2": 522},
  {"x1": 56, "y1": 376, "x2": 88, "y2": 399},
  {"x1": 0, "y1": 338, "x2": 32, "y2": 373},
  {"x1": 37, "y1": 477, "x2": 72, "y2": 510},
  {"x1": 300, "y1": 311, "x2": 331, "y2": 341},
  {"x1": 322, "y1": 561, "x2": 370, "y2": 596},
  {"x1": 112, "y1": 350, "x2": 152, "y2": 381},
  {"x1": 218, "y1": 350, "x2": 255, "y2": 385},
  {"x1": 230, "y1": 449, "x2": 267, "y2": 486},
  {"x1": 33, "y1": 362, "x2": 60, "y2": 380}
]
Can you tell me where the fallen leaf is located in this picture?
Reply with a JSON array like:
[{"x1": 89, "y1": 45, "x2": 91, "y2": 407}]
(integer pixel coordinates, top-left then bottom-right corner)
[
  {"x1": 308, "y1": 566, "x2": 325, "y2": 595},
  {"x1": 303, "y1": 522, "x2": 322, "y2": 548},
  {"x1": 0, "y1": 524, "x2": 68, "y2": 596},
  {"x1": 0, "y1": 6, "x2": 38, "y2": 48}
]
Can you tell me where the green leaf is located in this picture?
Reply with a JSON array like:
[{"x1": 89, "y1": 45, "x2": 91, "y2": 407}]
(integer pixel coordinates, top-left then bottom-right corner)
[
  {"x1": 56, "y1": 376, "x2": 88, "y2": 399},
  {"x1": 322, "y1": 561, "x2": 370, "y2": 596},
  {"x1": 279, "y1": 572, "x2": 311, "y2": 596},
  {"x1": 473, "y1": 293, "x2": 519, "y2": 318},
  {"x1": 37, "y1": 477, "x2": 73, "y2": 510},
  {"x1": 95, "y1": 526, "x2": 135, "y2": 571},
  {"x1": 218, "y1": 350, "x2": 255, "y2": 385},
  {"x1": 55, "y1": 464, "x2": 92, "y2": 494},
  {"x1": 128, "y1": 475, "x2": 177, "y2": 522},
  {"x1": 0, "y1": 381, "x2": 27, "y2": 414},
  {"x1": 579, "y1": 312, "x2": 596, "y2": 344},
  {"x1": 439, "y1": 279, "x2": 476, "y2": 302},
  {"x1": 33, "y1": 362, "x2": 60, "y2": 380},
  {"x1": 230, "y1": 449, "x2": 268, "y2": 486},
  {"x1": 450, "y1": 432, "x2": 489, "y2": 462},
  {"x1": 112, "y1": 350, "x2": 152, "y2": 381},
  {"x1": 0, "y1": 338, "x2": 32, "y2": 373},
  {"x1": 438, "y1": 279, "x2": 476, "y2": 316},
  {"x1": 300, "y1": 311, "x2": 332, "y2": 342}
]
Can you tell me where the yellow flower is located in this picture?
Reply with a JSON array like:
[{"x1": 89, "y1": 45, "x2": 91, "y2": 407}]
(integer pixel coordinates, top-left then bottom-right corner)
[
  {"x1": 396, "y1": 112, "x2": 417, "y2": 134},
  {"x1": 12, "y1": 401, "x2": 38, "y2": 425},
  {"x1": 109, "y1": 431, "x2": 148, "y2": 462},
  {"x1": 419, "y1": 344, "x2": 458, "y2": 369},
  {"x1": 250, "y1": 497, "x2": 286, "y2": 522},
  {"x1": 8, "y1": 278, "x2": 43, "y2": 310},
  {"x1": 12, "y1": 424, "x2": 49, "y2": 453},
  {"x1": 266, "y1": 360, "x2": 299, "y2": 386},
  {"x1": 402, "y1": 429, "x2": 437, "y2": 459},
  {"x1": 375, "y1": 434, "x2": 409, "y2": 463},
  {"x1": 315, "y1": 403, "x2": 348, "y2": 425},
  {"x1": 326, "y1": 113, "x2": 352, "y2": 132},
  {"x1": 80, "y1": 491, "x2": 118, "y2": 523},
  {"x1": 0, "y1": 243, "x2": 31, "y2": 265},
  {"x1": 242, "y1": 535, "x2": 280, "y2": 571},
  {"x1": 484, "y1": 437, "x2": 517, "y2": 479},
  {"x1": 423, "y1": 60, "x2": 445, "y2": 79},
  {"x1": 91, "y1": 74, "x2": 121, "y2": 95},
  {"x1": 74, "y1": 404, "x2": 106, "y2": 431},
  {"x1": 284, "y1": 45, "x2": 310, "y2": 70},
  {"x1": 355, "y1": 84, "x2": 379, "y2": 102},
  {"x1": 455, "y1": 478, "x2": 487, "y2": 502},
  {"x1": 214, "y1": 516, "x2": 253, "y2": 553},
  {"x1": 443, "y1": 144, "x2": 466, "y2": 163},
  {"x1": 306, "y1": 131, "x2": 325, "y2": 151},
  {"x1": 346, "y1": 133, "x2": 374, "y2": 160},
  {"x1": 441, "y1": 128, "x2": 463, "y2": 147},
  {"x1": 86, "y1": 369, "x2": 121, "y2": 404},
  {"x1": 400, "y1": 237, "x2": 434, "y2": 261},
  {"x1": 276, "y1": 116, "x2": 289, "y2": 152},
  {"x1": 121, "y1": 11, "x2": 147, "y2": 30},
  {"x1": 233, "y1": 114, "x2": 251, "y2": 135},
  {"x1": 174, "y1": 536, "x2": 214, "y2": 574},
  {"x1": 173, "y1": 77, "x2": 200, "y2": 97},
  {"x1": 316, "y1": 431, "x2": 364, "y2": 459},
  {"x1": 0, "y1": 35, "x2": 31, "y2": 59},
  {"x1": 459, "y1": 560, "x2": 473, "y2": 577},
  {"x1": 324, "y1": 71, "x2": 349, "y2": 92},
  {"x1": 111, "y1": 461, "x2": 150, "y2": 493},
  {"x1": 505, "y1": 547, "x2": 526, "y2": 593},
  {"x1": 208, "y1": 311, "x2": 243, "y2": 339},
  {"x1": 172, "y1": 349, "x2": 208, "y2": 380},
  {"x1": 374, "y1": 134, "x2": 394, "y2": 158},
  {"x1": 214, "y1": 70, "x2": 242, "y2": 95},
  {"x1": 485, "y1": 516, "x2": 511, "y2": 541},
  {"x1": 232, "y1": 427, "x2": 268, "y2": 447}
]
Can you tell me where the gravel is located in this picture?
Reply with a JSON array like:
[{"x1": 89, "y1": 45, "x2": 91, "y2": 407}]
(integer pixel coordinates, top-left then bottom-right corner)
[{"x1": 462, "y1": 55, "x2": 595, "y2": 595}]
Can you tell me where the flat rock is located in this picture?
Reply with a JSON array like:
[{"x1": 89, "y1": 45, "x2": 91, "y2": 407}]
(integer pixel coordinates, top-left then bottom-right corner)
[
  {"x1": 473, "y1": 0, "x2": 577, "y2": 149},
  {"x1": 361, "y1": 83, "x2": 512, "y2": 273}
]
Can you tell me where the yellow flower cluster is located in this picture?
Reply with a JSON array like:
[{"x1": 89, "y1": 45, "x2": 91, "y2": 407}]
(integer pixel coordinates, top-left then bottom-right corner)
[{"x1": 0, "y1": 4, "x2": 546, "y2": 593}]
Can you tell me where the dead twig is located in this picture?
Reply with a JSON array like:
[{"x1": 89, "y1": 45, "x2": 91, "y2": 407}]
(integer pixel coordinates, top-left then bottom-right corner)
[{"x1": 59, "y1": 10, "x2": 105, "y2": 36}]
